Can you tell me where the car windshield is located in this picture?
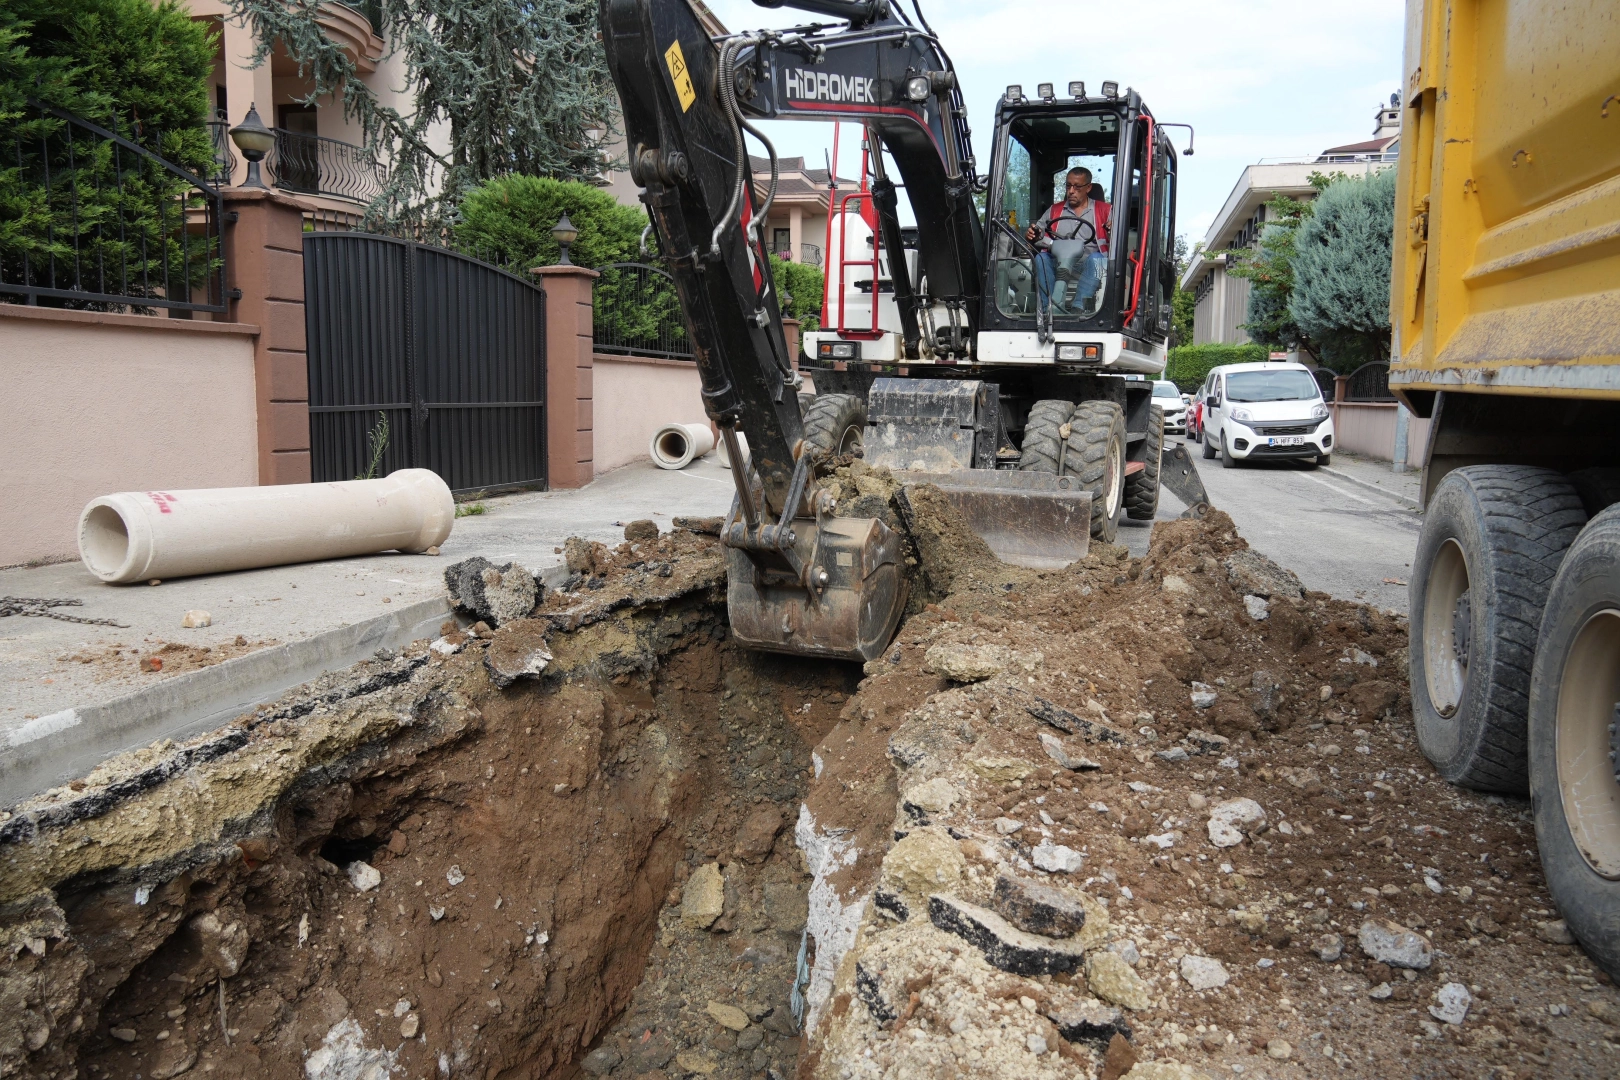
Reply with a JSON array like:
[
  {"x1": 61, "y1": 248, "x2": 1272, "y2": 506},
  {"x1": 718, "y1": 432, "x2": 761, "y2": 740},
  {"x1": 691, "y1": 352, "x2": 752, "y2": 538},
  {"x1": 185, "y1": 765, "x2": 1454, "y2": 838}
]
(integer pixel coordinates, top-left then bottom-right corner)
[
  {"x1": 1152, "y1": 381, "x2": 1180, "y2": 398},
  {"x1": 1225, "y1": 370, "x2": 1320, "y2": 403}
]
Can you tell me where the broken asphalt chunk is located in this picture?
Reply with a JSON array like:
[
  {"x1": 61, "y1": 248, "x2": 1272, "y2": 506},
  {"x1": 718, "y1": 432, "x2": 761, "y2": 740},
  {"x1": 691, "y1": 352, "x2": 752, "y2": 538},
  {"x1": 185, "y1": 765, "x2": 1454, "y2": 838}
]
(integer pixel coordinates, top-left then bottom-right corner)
[
  {"x1": 928, "y1": 894, "x2": 1087, "y2": 976},
  {"x1": 992, "y1": 872, "x2": 1088, "y2": 938},
  {"x1": 1010, "y1": 689, "x2": 1127, "y2": 743},
  {"x1": 1045, "y1": 997, "x2": 1132, "y2": 1046}
]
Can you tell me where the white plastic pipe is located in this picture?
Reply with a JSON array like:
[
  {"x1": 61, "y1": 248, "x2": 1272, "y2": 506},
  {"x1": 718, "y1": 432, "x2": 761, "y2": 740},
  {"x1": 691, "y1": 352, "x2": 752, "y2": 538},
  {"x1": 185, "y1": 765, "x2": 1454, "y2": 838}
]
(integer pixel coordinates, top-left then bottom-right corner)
[
  {"x1": 716, "y1": 431, "x2": 750, "y2": 470},
  {"x1": 78, "y1": 469, "x2": 455, "y2": 584},
  {"x1": 649, "y1": 423, "x2": 716, "y2": 470}
]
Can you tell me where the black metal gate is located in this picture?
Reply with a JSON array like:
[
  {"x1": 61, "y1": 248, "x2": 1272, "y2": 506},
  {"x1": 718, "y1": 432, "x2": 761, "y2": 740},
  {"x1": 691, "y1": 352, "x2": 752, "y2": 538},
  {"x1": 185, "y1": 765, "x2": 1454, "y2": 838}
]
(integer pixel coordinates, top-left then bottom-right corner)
[{"x1": 304, "y1": 232, "x2": 547, "y2": 492}]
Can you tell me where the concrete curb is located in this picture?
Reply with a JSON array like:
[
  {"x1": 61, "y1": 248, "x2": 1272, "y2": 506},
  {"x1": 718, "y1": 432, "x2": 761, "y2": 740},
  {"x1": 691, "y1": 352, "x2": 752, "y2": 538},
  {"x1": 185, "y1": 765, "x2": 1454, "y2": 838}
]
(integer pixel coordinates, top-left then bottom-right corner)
[
  {"x1": 0, "y1": 595, "x2": 452, "y2": 808},
  {"x1": 1319, "y1": 465, "x2": 1421, "y2": 511}
]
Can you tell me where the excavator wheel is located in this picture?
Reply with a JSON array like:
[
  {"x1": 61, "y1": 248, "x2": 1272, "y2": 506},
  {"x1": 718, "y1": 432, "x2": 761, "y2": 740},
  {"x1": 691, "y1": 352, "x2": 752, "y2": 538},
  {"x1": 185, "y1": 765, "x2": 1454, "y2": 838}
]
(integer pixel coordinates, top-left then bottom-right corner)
[
  {"x1": 1017, "y1": 399, "x2": 1076, "y2": 476},
  {"x1": 1065, "y1": 401, "x2": 1128, "y2": 542},
  {"x1": 801, "y1": 393, "x2": 867, "y2": 463},
  {"x1": 1124, "y1": 404, "x2": 1163, "y2": 521}
]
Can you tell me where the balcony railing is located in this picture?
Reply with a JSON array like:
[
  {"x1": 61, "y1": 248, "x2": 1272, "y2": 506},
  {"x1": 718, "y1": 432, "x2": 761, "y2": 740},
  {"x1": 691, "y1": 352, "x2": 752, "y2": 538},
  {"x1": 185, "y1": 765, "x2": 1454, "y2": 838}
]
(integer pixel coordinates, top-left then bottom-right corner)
[
  {"x1": 335, "y1": 0, "x2": 381, "y2": 26},
  {"x1": 204, "y1": 117, "x2": 236, "y2": 186},
  {"x1": 267, "y1": 129, "x2": 385, "y2": 204}
]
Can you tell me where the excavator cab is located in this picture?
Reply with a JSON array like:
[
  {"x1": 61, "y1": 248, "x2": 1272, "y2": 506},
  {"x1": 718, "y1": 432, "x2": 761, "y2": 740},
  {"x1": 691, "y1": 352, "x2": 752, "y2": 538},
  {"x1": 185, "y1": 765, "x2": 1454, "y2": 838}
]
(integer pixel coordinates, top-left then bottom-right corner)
[{"x1": 979, "y1": 85, "x2": 1179, "y2": 366}]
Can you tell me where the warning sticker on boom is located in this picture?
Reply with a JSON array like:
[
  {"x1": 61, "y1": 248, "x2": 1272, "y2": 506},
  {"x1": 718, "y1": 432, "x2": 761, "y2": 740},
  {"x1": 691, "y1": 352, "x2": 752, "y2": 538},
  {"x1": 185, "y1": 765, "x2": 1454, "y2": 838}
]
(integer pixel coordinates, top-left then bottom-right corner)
[{"x1": 664, "y1": 39, "x2": 696, "y2": 112}]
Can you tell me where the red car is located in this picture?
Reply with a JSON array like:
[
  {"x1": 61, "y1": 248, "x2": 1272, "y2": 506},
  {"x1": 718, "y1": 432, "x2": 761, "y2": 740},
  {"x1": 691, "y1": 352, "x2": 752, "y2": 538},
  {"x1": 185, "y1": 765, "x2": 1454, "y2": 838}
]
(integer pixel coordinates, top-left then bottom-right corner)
[{"x1": 1187, "y1": 391, "x2": 1206, "y2": 443}]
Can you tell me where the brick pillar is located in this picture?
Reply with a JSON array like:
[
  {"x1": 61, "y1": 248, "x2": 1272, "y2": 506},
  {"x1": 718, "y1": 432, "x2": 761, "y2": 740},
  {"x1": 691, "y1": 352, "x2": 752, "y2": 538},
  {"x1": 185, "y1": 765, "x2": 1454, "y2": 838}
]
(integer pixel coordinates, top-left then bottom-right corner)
[
  {"x1": 1334, "y1": 375, "x2": 1348, "y2": 403},
  {"x1": 531, "y1": 265, "x2": 600, "y2": 489},
  {"x1": 222, "y1": 189, "x2": 310, "y2": 485},
  {"x1": 781, "y1": 317, "x2": 801, "y2": 372}
]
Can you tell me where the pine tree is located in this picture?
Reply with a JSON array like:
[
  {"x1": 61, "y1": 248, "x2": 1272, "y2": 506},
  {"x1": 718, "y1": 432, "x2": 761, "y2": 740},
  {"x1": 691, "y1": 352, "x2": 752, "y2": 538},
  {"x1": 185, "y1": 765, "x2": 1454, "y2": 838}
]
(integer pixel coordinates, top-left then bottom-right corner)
[
  {"x1": 224, "y1": 0, "x2": 618, "y2": 225},
  {"x1": 1289, "y1": 168, "x2": 1397, "y2": 371}
]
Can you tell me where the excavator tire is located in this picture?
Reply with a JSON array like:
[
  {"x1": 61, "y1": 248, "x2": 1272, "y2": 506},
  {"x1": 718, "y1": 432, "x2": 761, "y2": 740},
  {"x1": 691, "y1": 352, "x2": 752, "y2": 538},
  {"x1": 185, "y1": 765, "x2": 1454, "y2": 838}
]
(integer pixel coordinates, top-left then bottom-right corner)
[
  {"x1": 801, "y1": 393, "x2": 867, "y2": 462},
  {"x1": 1124, "y1": 404, "x2": 1163, "y2": 521},
  {"x1": 1017, "y1": 399, "x2": 1076, "y2": 476},
  {"x1": 1066, "y1": 401, "x2": 1128, "y2": 542}
]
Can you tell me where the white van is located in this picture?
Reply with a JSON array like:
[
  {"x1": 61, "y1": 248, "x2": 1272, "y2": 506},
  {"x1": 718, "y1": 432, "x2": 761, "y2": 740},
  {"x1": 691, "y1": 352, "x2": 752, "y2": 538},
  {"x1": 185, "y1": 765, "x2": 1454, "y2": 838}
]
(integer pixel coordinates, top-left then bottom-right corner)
[{"x1": 1200, "y1": 362, "x2": 1334, "y2": 468}]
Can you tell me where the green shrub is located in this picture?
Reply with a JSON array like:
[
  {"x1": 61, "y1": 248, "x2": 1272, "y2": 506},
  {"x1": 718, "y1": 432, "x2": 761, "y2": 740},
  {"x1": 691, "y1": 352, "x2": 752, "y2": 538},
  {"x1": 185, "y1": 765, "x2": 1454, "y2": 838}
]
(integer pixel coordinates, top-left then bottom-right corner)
[
  {"x1": 769, "y1": 254, "x2": 824, "y2": 333},
  {"x1": 456, "y1": 175, "x2": 648, "y2": 271},
  {"x1": 1164, "y1": 343, "x2": 1268, "y2": 392}
]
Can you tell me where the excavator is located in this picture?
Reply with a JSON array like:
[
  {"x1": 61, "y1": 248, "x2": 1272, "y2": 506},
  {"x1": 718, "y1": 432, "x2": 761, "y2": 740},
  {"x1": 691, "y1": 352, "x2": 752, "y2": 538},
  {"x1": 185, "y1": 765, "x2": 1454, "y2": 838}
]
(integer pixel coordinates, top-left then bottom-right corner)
[{"x1": 599, "y1": 0, "x2": 1208, "y2": 662}]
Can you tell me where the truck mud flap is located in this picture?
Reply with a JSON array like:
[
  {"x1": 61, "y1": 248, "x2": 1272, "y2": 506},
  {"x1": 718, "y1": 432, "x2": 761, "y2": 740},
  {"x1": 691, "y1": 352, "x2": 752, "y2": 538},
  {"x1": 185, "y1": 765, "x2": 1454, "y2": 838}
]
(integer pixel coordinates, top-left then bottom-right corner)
[
  {"x1": 898, "y1": 470, "x2": 1093, "y2": 570},
  {"x1": 1162, "y1": 443, "x2": 1212, "y2": 519}
]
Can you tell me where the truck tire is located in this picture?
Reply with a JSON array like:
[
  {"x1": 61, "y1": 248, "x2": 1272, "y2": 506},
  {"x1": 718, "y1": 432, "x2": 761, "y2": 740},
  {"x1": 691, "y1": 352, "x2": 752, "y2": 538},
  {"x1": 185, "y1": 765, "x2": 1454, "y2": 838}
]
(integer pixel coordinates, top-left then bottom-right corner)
[
  {"x1": 1065, "y1": 401, "x2": 1127, "y2": 542},
  {"x1": 801, "y1": 393, "x2": 866, "y2": 461},
  {"x1": 1124, "y1": 404, "x2": 1163, "y2": 521},
  {"x1": 1017, "y1": 399, "x2": 1075, "y2": 476},
  {"x1": 1527, "y1": 505, "x2": 1620, "y2": 980},
  {"x1": 1410, "y1": 466, "x2": 1587, "y2": 792}
]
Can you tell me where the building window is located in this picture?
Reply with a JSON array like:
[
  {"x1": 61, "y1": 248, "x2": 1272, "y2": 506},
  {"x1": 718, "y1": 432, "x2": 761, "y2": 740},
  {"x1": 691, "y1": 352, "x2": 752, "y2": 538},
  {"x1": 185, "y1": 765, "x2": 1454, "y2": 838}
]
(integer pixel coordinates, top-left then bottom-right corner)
[{"x1": 773, "y1": 228, "x2": 792, "y2": 259}]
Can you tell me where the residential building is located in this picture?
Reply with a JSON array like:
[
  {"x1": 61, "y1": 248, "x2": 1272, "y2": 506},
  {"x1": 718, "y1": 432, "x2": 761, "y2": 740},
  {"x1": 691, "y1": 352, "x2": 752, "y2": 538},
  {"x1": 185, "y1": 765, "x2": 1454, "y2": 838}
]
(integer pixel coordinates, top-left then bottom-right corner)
[
  {"x1": 1180, "y1": 97, "x2": 1401, "y2": 348},
  {"x1": 187, "y1": 1, "x2": 447, "y2": 211}
]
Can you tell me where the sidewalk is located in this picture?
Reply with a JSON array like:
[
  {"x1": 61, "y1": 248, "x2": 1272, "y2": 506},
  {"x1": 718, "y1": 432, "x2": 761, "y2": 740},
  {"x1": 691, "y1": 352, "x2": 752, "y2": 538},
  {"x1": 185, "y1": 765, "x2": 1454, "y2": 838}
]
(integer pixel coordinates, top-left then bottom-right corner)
[
  {"x1": 1320, "y1": 451, "x2": 1422, "y2": 509},
  {"x1": 1, "y1": 458, "x2": 734, "y2": 800}
]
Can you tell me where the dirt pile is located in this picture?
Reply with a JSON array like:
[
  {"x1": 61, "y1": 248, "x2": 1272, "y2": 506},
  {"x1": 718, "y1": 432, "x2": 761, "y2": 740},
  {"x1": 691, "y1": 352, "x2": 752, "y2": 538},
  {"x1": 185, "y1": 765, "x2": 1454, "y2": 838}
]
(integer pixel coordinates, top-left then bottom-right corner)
[{"x1": 795, "y1": 509, "x2": 1620, "y2": 1079}]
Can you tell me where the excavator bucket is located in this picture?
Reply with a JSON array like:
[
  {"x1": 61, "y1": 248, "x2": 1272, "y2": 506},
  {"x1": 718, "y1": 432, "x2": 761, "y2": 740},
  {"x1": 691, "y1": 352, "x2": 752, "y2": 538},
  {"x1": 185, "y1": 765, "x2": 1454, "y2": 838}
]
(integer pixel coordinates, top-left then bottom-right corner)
[{"x1": 898, "y1": 470, "x2": 1093, "y2": 570}]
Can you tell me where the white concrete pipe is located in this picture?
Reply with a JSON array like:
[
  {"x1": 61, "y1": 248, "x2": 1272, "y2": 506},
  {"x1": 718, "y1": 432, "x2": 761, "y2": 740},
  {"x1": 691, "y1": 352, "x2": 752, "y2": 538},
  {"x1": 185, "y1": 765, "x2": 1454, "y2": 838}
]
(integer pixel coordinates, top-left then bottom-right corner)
[
  {"x1": 78, "y1": 469, "x2": 455, "y2": 584},
  {"x1": 649, "y1": 423, "x2": 716, "y2": 470},
  {"x1": 716, "y1": 431, "x2": 750, "y2": 470}
]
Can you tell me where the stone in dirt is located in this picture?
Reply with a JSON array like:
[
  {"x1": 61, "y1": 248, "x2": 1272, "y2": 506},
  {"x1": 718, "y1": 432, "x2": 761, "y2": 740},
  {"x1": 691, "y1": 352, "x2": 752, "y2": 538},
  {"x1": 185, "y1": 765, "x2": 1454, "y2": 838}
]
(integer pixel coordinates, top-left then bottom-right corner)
[
  {"x1": 1225, "y1": 549, "x2": 1305, "y2": 599},
  {"x1": 1179, "y1": 954, "x2": 1230, "y2": 991},
  {"x1": 181, "y1": 610, "x2": 211, "y2": 628},
  {"x1": 1189, "y1": 682, "x2": 1218, "y2": 710},
  {"x1": 1046, "y1": 997, "x2": 1131, "y2": 1045},
  {"x1": 1265, "y1": 1038, "x2": 1293, "y2": 1059},
  {"x1": 882, "y1": 828, "x2": 965, "y2": 898},
  {"x1": 345, "y1": 860, "x2": 381, "y2": 892},
  {"x1": 1100, "y1": 1032, "x2": 1138, "y2": 1080},
  {"x1": 1535, "y1": 919, "x2": 1576, "y2": 945},
  {"x1": 482, "y1": 618, "x2": 554, "y2": 688},
  {"x1": 580, "y1": 1045, "x2": 621, "y2": 1075},
  {"x1": 992, "y1": 871, "x2": 1089, "y2": 938},
  {"x1": 1206, "y1": 797, "x2": 1266, "y2": 848},
  {"x1": 926, "y1": 642, "x2": 1023, "y2": 681},
  {"x1": 1358, "y1": 918, "x2": 1433, "y2": 969},
  {"x1": 969, "y1": 755, "x2": 1035, "y2": 783},
  {"x1": 902, "y1": 777, "x2": 959, "y2": 813},
  {"x1": 706, "y1": 1001, "x2": 750, "y2": 1031},
  {"x1": 444, "y1": 555, "x2": 538, "y2": 626},
  {"x1": 623, "y1": 519, "x2": 659, "y2": 541},
  {"x1": 927, "y1": 894, "x2": 1087, "y2": 976},
  {"x1": 733, "y1": 803, "x2": 784, "y2": 863},
  {"x1": 681, "y1": 863, "x2": 726, "y2": 930},
  {"x1": 1430, "y1": 982, "x2": 1472, "y2": 1025},
  {"x1": 186, "y1": 910, "x2": 249, "y2": 979},
  {"x1": 673, "y1": 515, "x2": 724, "y2": 535},
  {"x1": 1032, "y1": 840, "x2": 1085, "y2": 873},
  {"x1": 1184, "y1": 730, "x2": 1229, "y2": 754},
  {"x1": 1312, "y1": 932, "x2": 1345, "y2": 962},
  {"x1": 1243, "y1": 595, "x2": 1270, "y2": 621},
  {"x1": 1040, "y1": 731, "x2": 1101, "y2": 771},
  {"x1": 1085, "y1": 950, "x2": 1153, "y2": 1011},
  {"x1": 1120, "y1": 1063, "x2": 1213, "y2": 1080}
]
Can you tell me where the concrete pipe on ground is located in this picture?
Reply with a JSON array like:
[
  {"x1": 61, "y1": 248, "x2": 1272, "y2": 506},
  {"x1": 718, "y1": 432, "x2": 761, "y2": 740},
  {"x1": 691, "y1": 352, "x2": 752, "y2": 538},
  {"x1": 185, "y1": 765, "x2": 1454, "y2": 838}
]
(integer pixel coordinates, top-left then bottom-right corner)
[
  {"x1": 716, "y1": 431, "x2": 750, "y2": 470},
  {"x1": 649, "y1": 423, "x2": 716, "y2": 470},
  {"x1": 78, "y1": 469, "x2": 455, "y2": 584}
]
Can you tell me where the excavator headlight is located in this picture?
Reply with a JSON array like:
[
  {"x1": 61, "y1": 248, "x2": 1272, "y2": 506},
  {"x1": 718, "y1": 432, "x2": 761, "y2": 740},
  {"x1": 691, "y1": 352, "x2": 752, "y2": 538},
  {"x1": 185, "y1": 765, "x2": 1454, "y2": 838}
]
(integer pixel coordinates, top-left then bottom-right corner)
[
  {"x1": 1069, "y1": 81, "x2": 1086, "y2": 100},
  {"x1": 1004, "y1": 84, "x2": 1023, "y2": 104},
  {"x1": 1037, "y1": 83, "x2": 1054, "y2": 101},
  {"x1": 905, "y1": 75, "x2": 931, "y2": 102},
  {"x1": 1101, "y1": 81, "x2": 1120, "y2": 100},
  {"x1": 818, "y1": 341, "x2": 860, "y2": 360},
  {"x1": 1055, "y1": 343, "x2": 1101, "y2": 362}
]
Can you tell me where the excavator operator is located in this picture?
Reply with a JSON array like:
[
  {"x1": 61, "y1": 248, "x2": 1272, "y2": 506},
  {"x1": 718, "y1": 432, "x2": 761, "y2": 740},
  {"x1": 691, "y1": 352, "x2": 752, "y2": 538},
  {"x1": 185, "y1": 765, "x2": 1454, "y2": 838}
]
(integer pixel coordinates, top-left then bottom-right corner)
[{"x1": 1026, "y1": 167, "x2": 1111, "y2": 315}]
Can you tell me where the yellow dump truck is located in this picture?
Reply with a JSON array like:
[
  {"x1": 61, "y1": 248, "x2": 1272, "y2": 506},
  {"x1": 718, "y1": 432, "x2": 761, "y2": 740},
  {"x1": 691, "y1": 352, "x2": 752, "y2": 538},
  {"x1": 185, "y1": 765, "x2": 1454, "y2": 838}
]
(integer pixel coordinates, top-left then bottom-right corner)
[{"x1": 1391, "y1": 0, "x2": 1620, "y2": 974}]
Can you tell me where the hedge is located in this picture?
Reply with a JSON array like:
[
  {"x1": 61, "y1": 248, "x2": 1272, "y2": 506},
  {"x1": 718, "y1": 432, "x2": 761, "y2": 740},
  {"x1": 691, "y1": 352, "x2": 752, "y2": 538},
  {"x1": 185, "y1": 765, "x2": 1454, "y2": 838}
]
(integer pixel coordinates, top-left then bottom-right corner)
[{"x1": 1163, "y1": 343, "x2": 1268, "y2": 392}]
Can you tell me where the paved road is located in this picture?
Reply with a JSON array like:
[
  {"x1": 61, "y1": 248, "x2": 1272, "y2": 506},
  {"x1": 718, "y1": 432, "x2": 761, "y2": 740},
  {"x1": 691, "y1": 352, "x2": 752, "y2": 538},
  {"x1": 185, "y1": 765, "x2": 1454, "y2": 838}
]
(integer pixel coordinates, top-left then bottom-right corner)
[{"x1": 1122, "y1": 436, "x2": 1422, "y2": 613}]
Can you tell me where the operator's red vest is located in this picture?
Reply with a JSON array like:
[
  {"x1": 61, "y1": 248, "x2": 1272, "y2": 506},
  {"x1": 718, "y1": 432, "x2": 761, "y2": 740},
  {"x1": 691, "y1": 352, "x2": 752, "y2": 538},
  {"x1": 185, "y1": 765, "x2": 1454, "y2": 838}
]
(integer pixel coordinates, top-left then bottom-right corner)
[{"x1": 1047, "y1": 199, "x2": 1110, "y2": 254}]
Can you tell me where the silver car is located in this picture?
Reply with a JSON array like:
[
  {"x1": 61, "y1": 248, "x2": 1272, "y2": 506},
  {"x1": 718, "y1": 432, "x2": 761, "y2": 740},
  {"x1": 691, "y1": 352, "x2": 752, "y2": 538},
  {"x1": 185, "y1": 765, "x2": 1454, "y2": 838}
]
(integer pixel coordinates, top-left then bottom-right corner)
[{"x1": 1153, "y1": 380, "x2": 1188, "y2": 435}]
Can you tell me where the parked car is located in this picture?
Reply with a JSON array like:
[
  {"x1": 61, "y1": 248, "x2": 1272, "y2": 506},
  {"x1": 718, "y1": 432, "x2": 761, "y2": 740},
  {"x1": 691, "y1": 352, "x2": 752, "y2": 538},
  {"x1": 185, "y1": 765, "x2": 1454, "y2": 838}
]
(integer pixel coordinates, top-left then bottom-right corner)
[
  {"x1": 1187, "y1": 390, "x2": 1206, "y2": 443},
  {"x1": 1152, "y1": 379, "x2": 1188, "y2": 435},
  {"x1": 1199, "y1": 362, "x2": 1334, "y2": 468}
]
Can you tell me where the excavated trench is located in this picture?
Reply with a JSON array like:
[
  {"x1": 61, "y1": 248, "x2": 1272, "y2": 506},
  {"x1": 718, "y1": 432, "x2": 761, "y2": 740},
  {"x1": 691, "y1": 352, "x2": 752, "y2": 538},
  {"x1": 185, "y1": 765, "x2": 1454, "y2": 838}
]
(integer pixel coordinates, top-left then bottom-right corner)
[{"x1": 0, "y1": 529, "x2": 876, "y2": 1080}]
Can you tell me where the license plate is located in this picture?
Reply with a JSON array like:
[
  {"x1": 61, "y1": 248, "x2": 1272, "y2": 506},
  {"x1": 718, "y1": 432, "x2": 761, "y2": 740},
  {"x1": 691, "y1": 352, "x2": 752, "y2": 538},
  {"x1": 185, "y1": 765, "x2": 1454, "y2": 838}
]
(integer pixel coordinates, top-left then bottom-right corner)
[{"x1": 1269, "y1": 436, "x2": 1306, "y2": 447}]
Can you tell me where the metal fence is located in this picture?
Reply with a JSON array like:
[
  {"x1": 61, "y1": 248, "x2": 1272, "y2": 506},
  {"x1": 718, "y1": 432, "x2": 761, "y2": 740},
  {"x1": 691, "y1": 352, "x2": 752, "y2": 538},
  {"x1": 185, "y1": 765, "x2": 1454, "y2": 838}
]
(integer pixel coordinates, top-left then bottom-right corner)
[
  {"x1": 269, "y1": 129, "x2": 385, "y2": 205},
  {"x1": 1343, "y1": 361, "x2": 1395, "y2": 402},
  {"x1": 304, "y1": 229, "x2": 548, "y2": 493},
  {"x1": 593, "y1": 261, "x2": 692, "y2": 360},
  {"x1": 1, "y1": 101, "x2": 228, "y2": 313}
]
